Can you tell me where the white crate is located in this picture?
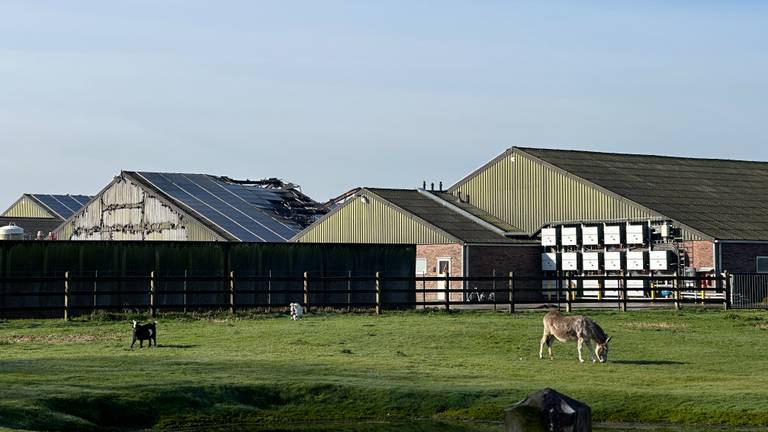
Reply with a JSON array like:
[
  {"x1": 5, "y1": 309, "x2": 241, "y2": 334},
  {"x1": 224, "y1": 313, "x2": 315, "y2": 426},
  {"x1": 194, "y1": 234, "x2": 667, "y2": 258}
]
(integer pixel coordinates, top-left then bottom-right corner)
[
  {"x1": 582, "y1": 226, "x2": 600, "y2": 245},
  {"x1": 582, "y1": 252, "x2": 601, "y2": 271},
  {"x1": 561, "y1": 227, "x2": 579, "y2": 246},
  {"x1": 604, "y1": 279, "x2": 620, "y2": 298},
  {"x1": 627, "y1": 279, "x2": 648, "y2": 298},
  {"x1": 650, "y1": 250, "x2": 672, "y2": 270},
  {"x1": 626, "y1": 251, "x2": 646, "y2": 270},
  {"x1": 541, "y1": 252, "x2": 558, "y2": 271},
  {"x1": 561, "y1": 252, "x2": 579, "y2": 271},
  {"x1": 541, "y1": 228, "x2": 558, "y2": 246},
  {"x1": 626, "y1": 224, "x2": 646, "y2": 245},
  {"x1": 582, "y1": 279, "x2": 600, "y2": 297},
  {"x1": 605, "y1": 225, "x2": 623, "y2": 245},
  {"x1": 605, "y1": 251, "x2": 622, "y2": 270}
]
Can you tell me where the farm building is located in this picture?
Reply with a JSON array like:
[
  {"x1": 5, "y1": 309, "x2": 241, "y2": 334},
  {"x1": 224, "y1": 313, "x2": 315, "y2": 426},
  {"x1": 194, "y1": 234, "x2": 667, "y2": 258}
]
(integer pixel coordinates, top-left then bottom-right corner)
[
  {"x1": 292, "y1": 188, "x2": 541, "y2": 300},
  {"x1": 55, "y1": 171, "x2": 328, "y2": 241},
  {"x1": 294, "y1": 147, "x2": 768, "y2": 290},
  {"x1": 1, "y1": 194, "x2": 92, "y2": 239}
]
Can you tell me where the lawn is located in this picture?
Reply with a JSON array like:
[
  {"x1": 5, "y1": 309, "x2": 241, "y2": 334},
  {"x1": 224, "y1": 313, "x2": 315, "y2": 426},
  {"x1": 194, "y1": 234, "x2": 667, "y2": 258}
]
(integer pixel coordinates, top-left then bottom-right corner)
[{"x1": 0, "y1": 308, "x2": 767, "y2": 431}]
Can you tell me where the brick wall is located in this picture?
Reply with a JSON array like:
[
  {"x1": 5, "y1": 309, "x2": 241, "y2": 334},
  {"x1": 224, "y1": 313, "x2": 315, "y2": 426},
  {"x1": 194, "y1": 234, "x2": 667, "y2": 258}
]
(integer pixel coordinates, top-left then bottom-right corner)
[
  {"x1": 720, "y1": 243, "x2": 768, "y2": 273},
  {"x1": 415, "y1": 243, "x2": 464, "y2": 301},
  {"x1": 467, "y1": 245, "x2": 541, "y2": 302},
  {"x1": 679, "y1": 240, "x2": 714, "y2": 270}
]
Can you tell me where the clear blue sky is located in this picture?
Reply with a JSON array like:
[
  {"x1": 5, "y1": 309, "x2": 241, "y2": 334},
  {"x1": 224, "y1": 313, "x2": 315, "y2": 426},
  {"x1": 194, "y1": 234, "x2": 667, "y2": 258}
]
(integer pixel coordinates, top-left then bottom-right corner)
[{"x1": 2, "y1": 1, "x2": 767, "y2": 207}]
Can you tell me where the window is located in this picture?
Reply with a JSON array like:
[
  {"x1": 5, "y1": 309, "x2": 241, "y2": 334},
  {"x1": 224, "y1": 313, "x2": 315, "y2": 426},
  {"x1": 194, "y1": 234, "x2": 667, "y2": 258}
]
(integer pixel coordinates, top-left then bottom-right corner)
[
  {"x1": 757, "y1": 257, "x2": 768, "y2": 273},
  {"x1": 415, "y1": 258, "x2": 427, "y2": 276}
]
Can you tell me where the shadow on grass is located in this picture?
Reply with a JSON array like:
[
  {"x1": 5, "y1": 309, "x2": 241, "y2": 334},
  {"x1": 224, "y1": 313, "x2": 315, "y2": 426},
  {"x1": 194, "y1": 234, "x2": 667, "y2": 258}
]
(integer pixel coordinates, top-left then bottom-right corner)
[
  {"x1": 156, "y1": 344, "x2": 197, "y2": 349},
  {"x1": 612, "y1": 360, "x2": 686, "y2": 365}
]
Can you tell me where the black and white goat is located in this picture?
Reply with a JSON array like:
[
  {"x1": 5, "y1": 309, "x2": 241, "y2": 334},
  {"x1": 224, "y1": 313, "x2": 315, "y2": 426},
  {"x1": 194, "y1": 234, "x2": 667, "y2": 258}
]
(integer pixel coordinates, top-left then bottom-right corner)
[{"x1": 131, "y1": 320, "x2": 157, "y2": 348}]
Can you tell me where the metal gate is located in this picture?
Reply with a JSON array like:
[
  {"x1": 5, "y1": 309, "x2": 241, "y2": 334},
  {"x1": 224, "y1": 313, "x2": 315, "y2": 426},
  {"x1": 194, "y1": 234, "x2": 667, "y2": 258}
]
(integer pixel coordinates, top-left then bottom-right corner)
[{"x1": 731, "y1": 273, "x2": 768, "y2": 309}]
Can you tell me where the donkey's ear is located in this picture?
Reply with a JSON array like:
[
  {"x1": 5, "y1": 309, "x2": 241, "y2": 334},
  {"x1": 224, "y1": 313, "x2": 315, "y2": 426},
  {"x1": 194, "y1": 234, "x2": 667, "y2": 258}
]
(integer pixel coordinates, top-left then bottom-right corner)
[{"x1": 606, "y1": 336, "x2": 612, "y2": 343}]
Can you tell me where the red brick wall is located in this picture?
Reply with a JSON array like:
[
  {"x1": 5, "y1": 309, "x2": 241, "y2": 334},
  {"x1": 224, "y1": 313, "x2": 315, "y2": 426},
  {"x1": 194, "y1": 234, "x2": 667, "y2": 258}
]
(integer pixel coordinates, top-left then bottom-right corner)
[
  {"x1": 679, "y1": 240, "x2": 714, "y2": 270},
  {"x1": 720, "y1": 243, "x2": 768, "y2": 273},
  {"x1": 467, "y1": 245, "x2": 541, "y2": 302},
  {"x1": 415, "y1": 244, "x2": 464, "y2": 301}
]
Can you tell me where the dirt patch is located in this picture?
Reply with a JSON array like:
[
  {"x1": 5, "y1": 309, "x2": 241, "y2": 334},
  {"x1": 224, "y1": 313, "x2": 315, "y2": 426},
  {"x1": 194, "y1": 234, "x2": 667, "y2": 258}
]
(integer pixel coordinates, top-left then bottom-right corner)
[
  {"x1": 624, "y1": 322, "x2": 689, "y2": 331},
  {"x1": 1, "y1": 332, "x2": 122, "y2": 344}
]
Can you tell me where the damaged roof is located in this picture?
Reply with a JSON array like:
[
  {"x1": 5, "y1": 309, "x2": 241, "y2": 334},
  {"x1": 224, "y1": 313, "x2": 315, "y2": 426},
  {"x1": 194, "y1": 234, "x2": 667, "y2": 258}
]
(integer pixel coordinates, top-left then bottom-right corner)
[{"x1": 128, "y1": 171, "x2": 327, "y2": 242}]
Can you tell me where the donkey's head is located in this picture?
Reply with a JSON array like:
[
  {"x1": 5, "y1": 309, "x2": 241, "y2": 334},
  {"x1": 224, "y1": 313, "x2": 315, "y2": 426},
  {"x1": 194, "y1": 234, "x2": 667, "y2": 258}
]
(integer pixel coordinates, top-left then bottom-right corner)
[{"x1": 595, "y1": 336, "x2": 611, "y2": 363}]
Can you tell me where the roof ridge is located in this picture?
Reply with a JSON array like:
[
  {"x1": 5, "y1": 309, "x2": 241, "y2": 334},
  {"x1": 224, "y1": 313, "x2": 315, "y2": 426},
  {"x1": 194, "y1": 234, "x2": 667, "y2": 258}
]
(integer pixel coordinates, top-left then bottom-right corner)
[{"x1": 515, "y1": 146, "x2": 768, "y2": 165}]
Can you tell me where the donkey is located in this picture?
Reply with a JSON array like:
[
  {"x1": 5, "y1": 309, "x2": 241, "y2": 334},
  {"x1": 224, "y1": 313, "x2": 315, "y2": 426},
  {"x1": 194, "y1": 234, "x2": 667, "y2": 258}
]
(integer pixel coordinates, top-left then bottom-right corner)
[{"x1": 539, "y1": 310, "x2": 611, "y2": 363}]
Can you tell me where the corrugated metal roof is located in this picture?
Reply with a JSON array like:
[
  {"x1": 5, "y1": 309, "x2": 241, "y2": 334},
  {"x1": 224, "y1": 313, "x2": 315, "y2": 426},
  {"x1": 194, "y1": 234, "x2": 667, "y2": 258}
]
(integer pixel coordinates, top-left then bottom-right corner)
[
  {"x1": 127, "y1": 171, "x2": 326, "y2": 242},
  {"x1": 518, "y1": 147, "x2": 768, "y2": 241},
  {"x1": 368, "y1": 188, "x2": 534, "y2": 244}
]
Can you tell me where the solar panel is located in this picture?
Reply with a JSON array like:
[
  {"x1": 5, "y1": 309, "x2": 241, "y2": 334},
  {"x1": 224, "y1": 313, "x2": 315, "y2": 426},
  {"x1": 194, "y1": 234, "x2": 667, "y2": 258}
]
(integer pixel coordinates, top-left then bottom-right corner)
[
  {"x1": 137, "y1": 172, "x2": 305, "y2": 242},
  {"x1": 137, "y1": 172, "x2": 264, "y2": 241},
  {"x1": 32, "y1": 195, "x2": 75, "y2": 219},
  {"x1": 175, "y1": 174, "x2": 298, "y2": 241}
]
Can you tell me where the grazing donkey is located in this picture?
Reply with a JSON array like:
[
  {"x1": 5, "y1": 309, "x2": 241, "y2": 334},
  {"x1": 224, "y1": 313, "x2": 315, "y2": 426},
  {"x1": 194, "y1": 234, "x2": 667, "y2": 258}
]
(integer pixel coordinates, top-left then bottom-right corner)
[
  {"x1": 131, "y1": 320, "x2": 157, "y2": 348},
  {"x1": 539, "y1": 310, "x2": 611, "y2": 363}
]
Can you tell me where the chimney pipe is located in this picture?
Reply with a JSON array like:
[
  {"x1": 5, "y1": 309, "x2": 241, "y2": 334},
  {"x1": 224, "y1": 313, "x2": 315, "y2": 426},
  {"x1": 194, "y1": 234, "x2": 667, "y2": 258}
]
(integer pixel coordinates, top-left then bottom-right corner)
[
  {"x1": 422, "y1": 180, "x2": 426, "y2": 189},
  {"x1": 439, "y1": 181, "x2": 443, "y2": 191},
  {"x1": 430, "y1": 182, "x2": 434, "y2": 191}
]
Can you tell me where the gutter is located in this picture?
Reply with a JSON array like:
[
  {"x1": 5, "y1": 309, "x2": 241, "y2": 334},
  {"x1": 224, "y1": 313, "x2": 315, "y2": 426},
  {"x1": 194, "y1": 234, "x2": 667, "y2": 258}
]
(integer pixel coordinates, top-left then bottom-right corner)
[{"x1": 415, "y1": 189, "x2": 517, "y2": 237}]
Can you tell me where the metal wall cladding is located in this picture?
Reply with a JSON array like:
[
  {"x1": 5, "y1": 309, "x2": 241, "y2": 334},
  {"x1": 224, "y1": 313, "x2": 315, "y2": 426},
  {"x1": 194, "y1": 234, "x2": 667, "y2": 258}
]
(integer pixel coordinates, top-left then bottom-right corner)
[
  {"x1": 59, "y1": 176, "x2": 223, "y2": 241},
  {"x1": 294, "y1": 192, "x2": 454, "y2": 244},
  {"x1": 2, "y1": 196, "x2": 53, "y2": 218},
  {"x1": 449, "y1": 150, "x2": 656, "y2": 234}
]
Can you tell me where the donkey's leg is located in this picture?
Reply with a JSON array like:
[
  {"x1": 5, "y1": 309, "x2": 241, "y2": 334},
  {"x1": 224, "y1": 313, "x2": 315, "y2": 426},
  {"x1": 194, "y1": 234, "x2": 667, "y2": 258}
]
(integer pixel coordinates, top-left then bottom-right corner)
[
  {"x1": 547, "y1": 336, "x2": 554, "y2": 360},
  {"x1": 585, "y1": 339, "x2": 596, "y2": 362},
  {"x1": 577, "y1": 337, "x2": 585, "y2": 363},
  {"x1": 539, "y1": 334, "x2": 548, "y2": 359}
]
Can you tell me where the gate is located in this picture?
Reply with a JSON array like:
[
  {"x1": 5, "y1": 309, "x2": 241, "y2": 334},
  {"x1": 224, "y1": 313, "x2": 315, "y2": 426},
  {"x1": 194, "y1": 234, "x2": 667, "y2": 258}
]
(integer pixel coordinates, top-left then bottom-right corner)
[{"x1": 731, "y1": 273, "x2": 768, "y2": 309}]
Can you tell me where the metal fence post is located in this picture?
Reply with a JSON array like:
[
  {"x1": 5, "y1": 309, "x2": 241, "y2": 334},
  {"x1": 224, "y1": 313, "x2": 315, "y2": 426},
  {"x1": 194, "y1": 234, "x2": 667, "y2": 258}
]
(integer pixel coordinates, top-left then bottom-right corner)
[
  {"x1": 444, "y1": 271, "x2": 450, "y2": 311},
  {"x1": 565, "y1": 275, "x2": 572, "y2": 313},
  {"x1": 375, "y1": 271, "x2": 382, "y2": 315},
  {"x1": 150, "y1": 271, "x2": 156, "y2": 318},
  {"x1": 229, "y1": 270, "x2": 236, "y2": 315},
  {"x1": 64, "y1": 271, "x2": 70, "y2": 321},
  {"x1": 674, "y1": 273, "x2": 681, "y2": 311},
  {"x1": 723, "y1": 271, "x2": 731, "y2": 310},
  {"x1": 267, "y1": 269, "x2": 272, "y2": 312},
  {"x1": 508, "y1": 271, "x2": 515, "y2": 314},
  {"x1": 303, "y1": 271, "x2": 309, "y2": 313}
]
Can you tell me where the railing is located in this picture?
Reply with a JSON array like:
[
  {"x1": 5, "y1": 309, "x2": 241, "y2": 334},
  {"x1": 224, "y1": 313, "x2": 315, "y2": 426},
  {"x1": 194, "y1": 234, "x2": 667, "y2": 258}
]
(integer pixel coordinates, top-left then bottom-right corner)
[{"x1": 0, "y1": 271, "x2": 738, "y2": 319}]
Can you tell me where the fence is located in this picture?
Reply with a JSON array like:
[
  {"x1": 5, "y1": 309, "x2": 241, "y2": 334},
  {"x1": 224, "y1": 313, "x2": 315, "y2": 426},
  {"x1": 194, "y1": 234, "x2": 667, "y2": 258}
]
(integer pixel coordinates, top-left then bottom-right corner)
[
  {"x1": 731, "y1": 273, "x2": 768, "y2": 309},
  {"x1": 0, "y1": 271, "x2": 738, "y2": 319}
]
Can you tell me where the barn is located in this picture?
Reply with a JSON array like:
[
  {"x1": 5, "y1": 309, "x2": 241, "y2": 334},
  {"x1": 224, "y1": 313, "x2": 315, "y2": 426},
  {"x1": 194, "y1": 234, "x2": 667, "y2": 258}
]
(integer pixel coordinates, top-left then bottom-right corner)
[
  {"x1": 1, "y1": 194, "x2": 92, "y2": 239},
  {"x1": 292, "y1": 187, "x2": 540, "y2": 301},
  {"x1": 294, "y1": 147, "x2": 768, "y2": 287},
  {"x1": 55, "y1": 171, "x2": 327, "y2": 241}
]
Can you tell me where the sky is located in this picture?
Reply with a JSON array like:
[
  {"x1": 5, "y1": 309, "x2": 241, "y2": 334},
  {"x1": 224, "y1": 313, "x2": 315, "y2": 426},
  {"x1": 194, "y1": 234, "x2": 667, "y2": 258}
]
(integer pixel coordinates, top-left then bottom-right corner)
[{"x1": 1, "y1": 1, "x2": 768, "y2": 207}]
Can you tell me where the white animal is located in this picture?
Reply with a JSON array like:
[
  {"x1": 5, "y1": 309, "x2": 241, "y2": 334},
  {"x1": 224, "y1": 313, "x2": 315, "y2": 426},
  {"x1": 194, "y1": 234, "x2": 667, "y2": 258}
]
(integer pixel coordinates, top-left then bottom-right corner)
[
  {"x1": 290, "y1": 302, "x2": 304, "y2": 320},
  {"x1": 539, "y1": 310, "x2": 611, "y2": 363}
]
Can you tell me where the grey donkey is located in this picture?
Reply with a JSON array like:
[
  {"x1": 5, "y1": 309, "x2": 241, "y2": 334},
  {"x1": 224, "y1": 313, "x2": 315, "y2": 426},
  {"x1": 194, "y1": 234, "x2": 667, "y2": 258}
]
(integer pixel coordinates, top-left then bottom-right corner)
[{"x1": 539, "y1": 310, "x2": 611, "y2": 363}]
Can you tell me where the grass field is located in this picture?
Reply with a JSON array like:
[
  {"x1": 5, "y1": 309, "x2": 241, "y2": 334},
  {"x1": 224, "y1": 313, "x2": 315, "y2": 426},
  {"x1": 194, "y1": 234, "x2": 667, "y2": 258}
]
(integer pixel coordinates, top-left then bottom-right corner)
[{"x1": 1, "y1": 308, "x2": 767, "y2": 431}]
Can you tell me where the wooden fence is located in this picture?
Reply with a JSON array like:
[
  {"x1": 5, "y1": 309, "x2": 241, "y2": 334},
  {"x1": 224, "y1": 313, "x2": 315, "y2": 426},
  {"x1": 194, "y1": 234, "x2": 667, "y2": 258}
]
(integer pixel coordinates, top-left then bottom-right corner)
[{"x1": 0, "y1": 271, "x2": 735, "y2": 319}]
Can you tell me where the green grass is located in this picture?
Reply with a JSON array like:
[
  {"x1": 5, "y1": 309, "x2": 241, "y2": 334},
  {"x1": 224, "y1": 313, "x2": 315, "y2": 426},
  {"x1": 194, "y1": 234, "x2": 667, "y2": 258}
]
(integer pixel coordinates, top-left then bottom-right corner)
[{"x1": 0, "y1": 309, "x2": 767, "y2": 431}]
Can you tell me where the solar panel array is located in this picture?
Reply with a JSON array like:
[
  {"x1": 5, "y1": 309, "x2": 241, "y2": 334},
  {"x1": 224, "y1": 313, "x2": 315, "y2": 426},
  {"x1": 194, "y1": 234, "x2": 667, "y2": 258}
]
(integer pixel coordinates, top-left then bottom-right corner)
[
  {"x1": 135, "y1": 172, "x2": 301, "y2": 242},
  {"x1": 31, "y1": 194, "x2": 92, "y2": 219}
]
